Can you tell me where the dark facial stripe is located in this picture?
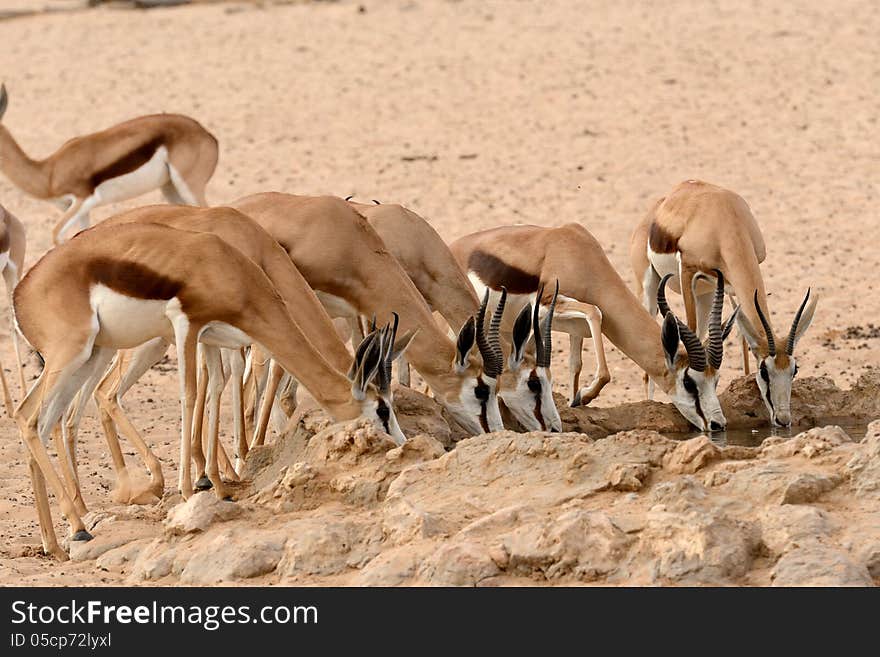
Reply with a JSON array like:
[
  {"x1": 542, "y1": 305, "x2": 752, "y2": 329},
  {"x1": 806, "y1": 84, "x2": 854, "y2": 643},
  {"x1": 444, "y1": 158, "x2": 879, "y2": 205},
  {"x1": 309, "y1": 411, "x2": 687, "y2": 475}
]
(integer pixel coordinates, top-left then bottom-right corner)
[
  {"x1": 467, "y1": 250, "x2": 540, "y2": 294},
  {"x1": 89, "y1": 138, "x2": 163, "y2": 190},
  {"x1": 648, "y1": 221, "x2": 679, "y2": 254},
  {"x1": 86, "y1": 257, "x2": 183, "y2": 300},
  {"x1": 477, "y1": 375, "x2": 490, "y2": 433},
  {"x1": 530, "y1": 369, "x2": 546, "y2": 430}
]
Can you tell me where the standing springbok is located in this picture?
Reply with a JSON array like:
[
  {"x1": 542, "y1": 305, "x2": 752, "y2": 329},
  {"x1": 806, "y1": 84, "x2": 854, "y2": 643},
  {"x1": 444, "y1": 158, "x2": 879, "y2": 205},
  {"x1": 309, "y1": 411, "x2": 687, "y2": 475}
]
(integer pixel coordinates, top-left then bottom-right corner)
[
  {"x1": 350, "y1": 199, "x2": 563, "y2": 432},
  {"x1": 231, "y1": 193, "x2": 508, "y2": 436},
  {"x1": 451, "y1": 223, "x2": 735, "y2": 432},
  {"x1": 0, "y1": 84, "x2": 218, "y2": 244},
  {"x1": 629, "y1": 180, "x2": 818, "y2": 426},
  {"x1": 0, "y1": 203, "x2": 26, "y2": 407},
  {"x1": 13, "y1": 221, "x2": 399, "y2": 559}
]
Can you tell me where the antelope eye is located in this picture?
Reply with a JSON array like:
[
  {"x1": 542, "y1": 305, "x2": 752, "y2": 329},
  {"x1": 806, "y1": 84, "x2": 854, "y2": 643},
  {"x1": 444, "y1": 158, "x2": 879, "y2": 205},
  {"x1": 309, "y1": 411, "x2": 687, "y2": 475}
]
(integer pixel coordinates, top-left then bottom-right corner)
[
  {"x1": 682, "y1": 373, "x2": 698, "y2": 394},
  {"x1": 376, "y1": 400, "x2": 390, "y2": 422},
  {"x1": 474, "y1": 382, "x2": 490, "y2": 401},
  {"x1": 760, "y1": 362, "x2": 770, "y2": 382},
  {"x1": 527, "y1": 377, "x2": 542, "y2": 393}
]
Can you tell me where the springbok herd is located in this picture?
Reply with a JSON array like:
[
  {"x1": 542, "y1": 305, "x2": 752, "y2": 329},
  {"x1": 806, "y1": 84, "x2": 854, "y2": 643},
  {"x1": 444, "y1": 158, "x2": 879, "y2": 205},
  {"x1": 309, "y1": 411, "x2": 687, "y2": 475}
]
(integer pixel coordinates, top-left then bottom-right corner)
[{"x1": 0, "y1": 85, "x2": 818, "y2": 560}]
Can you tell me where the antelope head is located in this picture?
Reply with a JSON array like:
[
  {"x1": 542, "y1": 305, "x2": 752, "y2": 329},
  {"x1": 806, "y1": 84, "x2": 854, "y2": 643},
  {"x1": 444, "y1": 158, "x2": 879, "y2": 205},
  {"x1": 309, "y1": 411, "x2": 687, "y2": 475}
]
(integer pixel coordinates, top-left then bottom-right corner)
[
  {"x1": 736, "y1": 289, "x2": 818, "y2": 426},
  {"x1": 658, "y1": 270, "x2": 738, "y2": 432},
  {"x1": 348, "y1": 317, "x2": 415, "y2": 445},
  {"x1": 444, "y1": 288, "x2": 508, "y2": 434},
  {"x1": 499, "y1": 282, "x2": 562, "y2": 432}
]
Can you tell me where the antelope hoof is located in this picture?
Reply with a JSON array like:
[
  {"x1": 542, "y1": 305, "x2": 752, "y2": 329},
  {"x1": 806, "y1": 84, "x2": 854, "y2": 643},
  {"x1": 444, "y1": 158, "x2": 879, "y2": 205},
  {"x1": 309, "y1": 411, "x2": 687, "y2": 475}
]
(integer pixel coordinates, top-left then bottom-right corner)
[
  {"x1": 72, "y1": 529, "x2": 93, "y2": 542},
  {"x1": 194, "y1": 475, "x2": 213, "y2": 491},
  {"x1": 570, "y1": 391, "x2": 582, "y2": 407}
]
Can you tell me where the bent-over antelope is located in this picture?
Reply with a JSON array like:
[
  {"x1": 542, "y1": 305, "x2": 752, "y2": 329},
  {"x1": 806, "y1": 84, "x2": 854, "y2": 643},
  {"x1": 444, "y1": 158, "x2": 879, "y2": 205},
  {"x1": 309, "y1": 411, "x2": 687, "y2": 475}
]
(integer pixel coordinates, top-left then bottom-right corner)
[
  {"x1": 347, "y1": 199, "x2": 561, "y2": 432},
  {"x1": 451, "y1": 223, "x2": 734, "y2": 432},
  {"x1": 57, "y1": 205, "x2": 411, "y2": 510},
  {"x1": 0, "y1": 84, "x2": 218, "y2": 244},
  {"x1": 13, "y1": 222, "x2": 396, "y2": 559},
  {"x1": 231, "y1": 193, "x2": 508, "y2": 436},
  {"x1": 629, "y1": 180, "x2": 818, "y2": 426}
]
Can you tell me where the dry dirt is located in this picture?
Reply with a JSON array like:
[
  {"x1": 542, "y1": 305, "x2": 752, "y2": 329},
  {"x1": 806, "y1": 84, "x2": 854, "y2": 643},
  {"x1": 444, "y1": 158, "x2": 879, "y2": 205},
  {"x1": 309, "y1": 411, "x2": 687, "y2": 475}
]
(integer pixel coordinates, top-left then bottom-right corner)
[{"x1": 0, "y1": 0, "x2": 879, "y2": 585}]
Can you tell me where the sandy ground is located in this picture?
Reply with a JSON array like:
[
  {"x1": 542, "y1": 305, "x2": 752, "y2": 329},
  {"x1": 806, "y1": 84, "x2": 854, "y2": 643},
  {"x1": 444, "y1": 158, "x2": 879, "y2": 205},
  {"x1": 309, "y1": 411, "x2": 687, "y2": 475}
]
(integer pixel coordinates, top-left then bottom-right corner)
[{"x1": 0, "y1": 0, "x2": 878, "y2": 584}]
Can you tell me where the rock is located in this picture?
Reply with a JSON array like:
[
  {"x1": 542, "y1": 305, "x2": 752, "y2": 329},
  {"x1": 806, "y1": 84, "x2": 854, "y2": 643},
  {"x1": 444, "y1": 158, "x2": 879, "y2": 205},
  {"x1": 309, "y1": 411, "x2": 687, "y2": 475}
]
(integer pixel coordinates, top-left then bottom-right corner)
[
  {"x1": 781, "y1": 473, "x2": 841, "y2": 505},
  {"x1": 638, "y1": 509, "x2": 757, "y2": 584},
  {"x1": 771, "y1": 545, "x2": 872, "y2": 586},
  {"x1": 128, "y1": 539, "x2": 178, "y2": 582},
  {"x1": 606, "y1": 462, "x2": 651, "y2": 491},
  {"x1": 95, "y1": 539, "x2": 151, "y2": 571},
  {"x1": 353, "y1": 544, "x2": 435, "y2": 586},
  {"x1": 650, "y1": 476, "x2": 710, "y2": 512},
  {"x1": 164, "y1": 492, "x2": 243, "y2": 535},
  {"x1": 845, "y1": 420, "x2": 880, "y2": 498},
  {"x1": 759, "y1": 505, "x2": 830, "y2": 556},
  {"x1": 860, "y1": 543, "x2": 880, "y2": 581},
  {"x1": 418, "y1": 541, "x2": 500, "y2": 586},
  {"x1": 68, "y1": 520, "x2": 154, "y2": 562},
  {"x1": 276, "y1": 518, "x2": 382, "y2": 578},
  {"x1": 180, "y1": 528, "x2": 286, "y2": 584},
  {"x1": 500, "y1": 510, "x2": 632, "y2": 581},
  {"x1": 761, "y1": 425, "x2": 852, "y2": 460},
  {"x1": 662, "y1": 436, "x2": 720, "y2": 474},
  {"x1": 382, "y1": 495, "x2": 450, "y2": 544},
  {"x1": 391, "y1": 386, "x2": 453, "y2": 449}
]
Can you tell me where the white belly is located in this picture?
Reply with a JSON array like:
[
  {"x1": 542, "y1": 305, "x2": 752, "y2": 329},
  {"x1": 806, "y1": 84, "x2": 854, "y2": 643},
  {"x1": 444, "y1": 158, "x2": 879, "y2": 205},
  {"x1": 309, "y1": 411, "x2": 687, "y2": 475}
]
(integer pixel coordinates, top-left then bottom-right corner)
[
  {"x1": 94, "y1": 145, "x2": 170, "y2": 204},
  {"x1": 90, "y1": 284, "x2": 174, "y2": 348},
  {"x1": 647, "y1": 247, "x2": 682, "y2": 293},
  {"x1": 467, "y1": 271, "x2": 535, "y2": 327},
  {"x1": 199, "y1": 321, "x2": 252, "y2": 348},
  {"x1": 316, "y1": 291, "x2": 360, "y2": 319}
]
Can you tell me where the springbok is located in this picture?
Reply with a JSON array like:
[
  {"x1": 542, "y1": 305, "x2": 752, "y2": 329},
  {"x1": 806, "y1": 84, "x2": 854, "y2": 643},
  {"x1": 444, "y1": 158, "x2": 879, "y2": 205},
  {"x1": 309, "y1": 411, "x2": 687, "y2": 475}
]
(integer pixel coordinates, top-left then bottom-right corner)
[
  {"x1": 0, "y1": 84, "x2": 218, "y2": 244},
  {"x1": 629, "y1": 180, "x2": 817, "y2": 426},
  {"x1": 13, "y1": 221, "x2": 400, "y2": 559},
  {"x1": 350, "y1": 199, "x2": 563, "y2": 432},
  {"x1": 56, "y1": 205, "x2": 412, "y2": 512},
  {"x1": 451, "y1": 223, "x2": 735, "y2": 432},
  {"x1": 231, "y1": 193, "x2": 508, "y2": 436},
  {"x1": 0, "y1": 203, "x2": 26, "y2": 407}
]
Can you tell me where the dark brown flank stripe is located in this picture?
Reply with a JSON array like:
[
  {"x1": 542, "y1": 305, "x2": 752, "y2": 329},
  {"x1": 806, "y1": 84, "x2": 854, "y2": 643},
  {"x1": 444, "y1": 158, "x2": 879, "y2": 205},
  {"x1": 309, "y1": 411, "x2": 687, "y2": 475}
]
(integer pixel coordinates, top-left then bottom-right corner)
[
  {"x1": 89, "y1": 137, "x2": 164, "y2": 190},
  {"x1": 467, "y1": 250, "x2": 540, "y2": 294},
  {"x1": 86, "y1": 258, "x2": 183, "y2": 300},
  {"x1": 648, "y1": 221, "x2": 679, "y2": 254},
  {"x1": 0, "y1": 227, "x2": 9, "y2": 254}
]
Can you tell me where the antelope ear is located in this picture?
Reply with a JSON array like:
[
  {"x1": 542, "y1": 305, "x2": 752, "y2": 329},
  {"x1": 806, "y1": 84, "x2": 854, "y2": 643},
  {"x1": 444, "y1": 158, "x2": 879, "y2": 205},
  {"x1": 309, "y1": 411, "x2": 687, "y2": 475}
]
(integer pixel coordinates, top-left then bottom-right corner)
[
  {"x1": 510, "y1": 303, "x2": 532, "y2": 369},
  {"x1": 661, "y1": 312, "x2": 680, "y2": 370},
  {"x1": 455, "y1": 316, "x2": 476, "y2": 369},
  {"x1": 351, "y1": 334, "x2": 383, "y2": 399},
  {"x1": 735, "y1": 310, "x2": 763, "y2": 356},
  {"x1": 390, "y1": 328, "x2": 418, "y2": 362},
  {"x1": 722, "y1": 306, "x2": 740, "y2": 341},
  {"x1": 791, "y1": 291, "x2": 819, "y2": 350},
  {"x1": 348, "y1": 331, "x2": 378, "y2": 380},
  {"x1": 0, "y1": 84, "x2": 7, "y2": 120}
]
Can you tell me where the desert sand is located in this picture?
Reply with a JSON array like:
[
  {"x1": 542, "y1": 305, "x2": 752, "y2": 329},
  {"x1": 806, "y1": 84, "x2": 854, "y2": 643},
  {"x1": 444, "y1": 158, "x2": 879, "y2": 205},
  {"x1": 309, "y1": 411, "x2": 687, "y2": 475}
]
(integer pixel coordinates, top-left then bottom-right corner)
[{"x1": 0, "y1": 0, "x2": 878, "y2": 585}]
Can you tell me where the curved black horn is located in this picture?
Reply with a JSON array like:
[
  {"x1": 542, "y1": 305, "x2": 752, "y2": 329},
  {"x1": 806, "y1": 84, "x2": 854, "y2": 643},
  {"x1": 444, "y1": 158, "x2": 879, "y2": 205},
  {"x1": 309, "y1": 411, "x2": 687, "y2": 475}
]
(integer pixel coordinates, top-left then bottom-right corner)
[
  {"x1": 705, "y1": 270, "x2": 726, "y2": 369},
  {"x1": 378, "y1": 312, "x2": 399, "y2": 392},
  {"x1": 345, "y1": 195, "x2": 355, "y2": 201},
  {"x1": 532, "y1": 284, "x2": 546, "y2": 366},
  {"x1": 657, "y1": 274, "x2": 707, "y2": 371},
  {"x1": 485, "y1": 287, "x2": 507, "y2": 377},
  {"x1": 786, "y1": 289, "x2": 811, "y2": 355},
  {"x1": 537, "y1": 281, "x2": 559, "y2": 368},
  {"x1": 657, "y1": 274, "x2": 674, "y2": 317},
  {"x1": 754, "y1": 291, "x2": 776, "y2": 356},
  {"x1": 476, "y1": 289, "x2": 504, "y2": 378},
  {"x1": 722, "y1": 306, "x2": 740, "y2": 341}
]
